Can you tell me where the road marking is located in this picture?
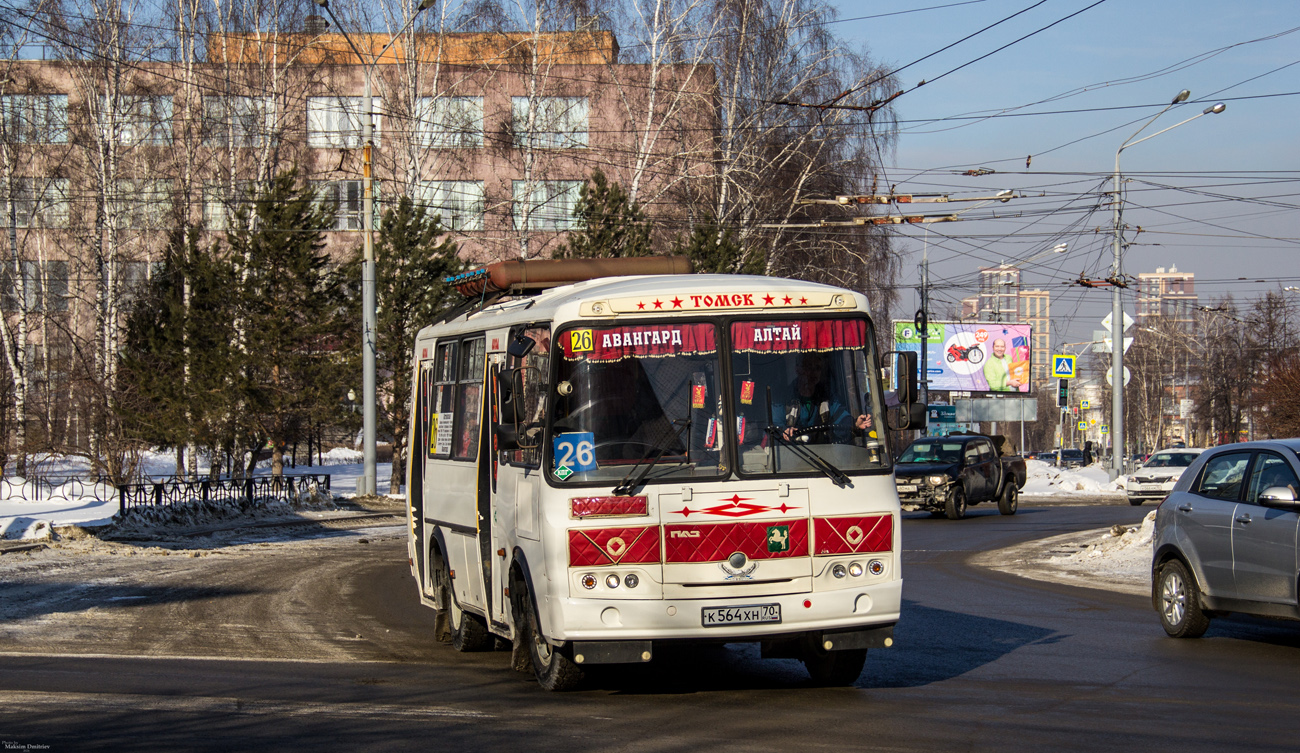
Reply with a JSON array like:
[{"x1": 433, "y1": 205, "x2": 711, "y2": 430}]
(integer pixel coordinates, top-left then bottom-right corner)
[
  {"x1": 0, "y1": 650, "x2": 408, "y2": 665},
  {"x1": 0, "y1": 689, "x2": 494, "y2": 720}
]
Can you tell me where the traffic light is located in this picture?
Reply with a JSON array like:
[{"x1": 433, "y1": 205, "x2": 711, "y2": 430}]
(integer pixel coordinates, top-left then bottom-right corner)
[
  {"x1": 1072, "y1": 406, "x2": 1079, "y2": 418},
  {"x1": 1057, "y1": 378, "x2": 1069, "y2": 407}
]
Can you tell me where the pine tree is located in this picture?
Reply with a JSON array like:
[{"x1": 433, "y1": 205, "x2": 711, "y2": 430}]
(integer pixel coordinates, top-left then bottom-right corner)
[
  {"x1": 227, "y1": 169, "x2": 351, "y2": 477},
  {"x1": 343, "y1": 195, "x2": 462, "y2": 492},
  {"x1": 673, "y1": 223, "x2": 762, "y2": 274},
  {"x1": 121, "y1": 227, "x2": 241, "y2": 468},
  {"x1": 558, "y1": 168, "x2": 652, "y2": 259}
]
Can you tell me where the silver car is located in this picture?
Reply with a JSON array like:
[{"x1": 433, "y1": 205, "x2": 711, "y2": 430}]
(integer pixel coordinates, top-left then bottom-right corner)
[{"x1": 1152, "y1": 439, "x2": 1300, "y2": 638}]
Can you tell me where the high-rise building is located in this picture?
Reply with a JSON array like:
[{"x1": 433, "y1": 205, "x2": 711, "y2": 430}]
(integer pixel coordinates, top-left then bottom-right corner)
[
  {"x1": 1019, "y1": 290, "x2": 1051, "y2": 381},
  {"x1": 1137, "y1": 266, "x2": 1197, "y2": 331},
  {"x1": 978, "y1": 265, "x2": 1021, "y2": 322}
]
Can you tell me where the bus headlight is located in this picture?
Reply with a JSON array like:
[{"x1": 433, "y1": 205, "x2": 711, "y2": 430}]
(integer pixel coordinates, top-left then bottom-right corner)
[
  {"x1": 848, "y1": 562, "x2": 864, "y2": 577},
  {"x1": 605, "y1": 574, "x2": 621, "y2": 589},
  {"x1": 624, "y1": 573, "x2": 639, "y2": 588}
]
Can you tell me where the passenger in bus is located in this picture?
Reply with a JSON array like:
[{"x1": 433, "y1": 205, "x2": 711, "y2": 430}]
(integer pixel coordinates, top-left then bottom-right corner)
[{"x1": 781, "y1": 352, "x2": 872, "y2": 443}]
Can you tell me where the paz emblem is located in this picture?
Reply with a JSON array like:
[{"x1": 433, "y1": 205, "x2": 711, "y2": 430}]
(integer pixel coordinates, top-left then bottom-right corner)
[{"x1": 720, "y1": 551, "x2": 757, "y2": 580}]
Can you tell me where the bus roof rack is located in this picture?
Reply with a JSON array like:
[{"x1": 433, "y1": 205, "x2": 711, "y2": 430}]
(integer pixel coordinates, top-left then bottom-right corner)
[{"x1": 446, "y1": 256, "x2": 692, "y2": 298}]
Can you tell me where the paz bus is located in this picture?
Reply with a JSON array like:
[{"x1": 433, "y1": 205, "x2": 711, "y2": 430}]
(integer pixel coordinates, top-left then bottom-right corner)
[{"x1": 405, "y1": 257, "x2": 920, "y2": 690}]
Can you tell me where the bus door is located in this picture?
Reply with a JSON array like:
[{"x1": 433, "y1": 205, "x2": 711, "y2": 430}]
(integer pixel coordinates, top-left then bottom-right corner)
[
  {"x1": 490, "y1": 326, "x2": 551, "y2": 627},
  {"x1": 427, "y1": 336, "x2": 488, "y2": 615}
]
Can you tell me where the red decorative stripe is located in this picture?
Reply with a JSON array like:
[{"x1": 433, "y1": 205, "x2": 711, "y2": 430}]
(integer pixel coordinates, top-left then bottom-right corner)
[
  {"x1": 663, "y1": 519, "x2": 809, "y2": 563},
  {"x1": 570, "y1": 496, "x2": 649, "y2": 518},
  {"x1": 813, "y1": 515, "x2": 892, "y2": 555},
  {"x1": 568, "y1": 526, "x2": 661, "y2": 567}
]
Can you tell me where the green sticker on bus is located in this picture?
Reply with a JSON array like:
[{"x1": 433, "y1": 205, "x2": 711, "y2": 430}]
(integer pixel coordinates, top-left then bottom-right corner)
[{"x1": 555, "y1": 466, "x2": 574, "y2": 480}]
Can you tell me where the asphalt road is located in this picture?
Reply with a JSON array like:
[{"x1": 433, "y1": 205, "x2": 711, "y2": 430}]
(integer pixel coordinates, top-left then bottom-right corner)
[{"x1": 4, "y1": 503, "x2": 1300, "y2": 751}]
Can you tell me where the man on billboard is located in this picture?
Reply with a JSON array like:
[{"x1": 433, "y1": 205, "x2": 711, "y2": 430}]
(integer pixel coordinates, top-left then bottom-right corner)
[{"x1": 982, "y1": 338, "x2": 1023, "y2": 392}]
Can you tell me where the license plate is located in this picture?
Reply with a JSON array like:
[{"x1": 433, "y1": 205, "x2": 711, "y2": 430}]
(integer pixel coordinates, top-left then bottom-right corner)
[
  {"x1": 897, "y1": 484, "x2": 917, "y2": 492},
  {"x1": 702, "y1": 603, "x2": 781, "y2": 627}
]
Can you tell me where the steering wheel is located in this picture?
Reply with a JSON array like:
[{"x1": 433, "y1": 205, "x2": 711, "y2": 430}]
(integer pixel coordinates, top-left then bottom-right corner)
[{"x1": 785, "y1": 423, "x2": 837, "y2": 442}]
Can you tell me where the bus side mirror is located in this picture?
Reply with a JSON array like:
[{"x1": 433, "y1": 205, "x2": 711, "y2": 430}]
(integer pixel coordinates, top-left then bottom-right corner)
[
  {"x1": 883, "y1": 351, "x2": 923, "y2": 431},
  {"x1": 507, "y1": 333, "x2": 536, "y2": 359}
]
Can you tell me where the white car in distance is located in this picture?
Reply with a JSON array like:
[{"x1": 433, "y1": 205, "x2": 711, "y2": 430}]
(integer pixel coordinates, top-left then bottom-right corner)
[{"x1": 1126, "y1": 448, "x2": 1205, "y2": 506}]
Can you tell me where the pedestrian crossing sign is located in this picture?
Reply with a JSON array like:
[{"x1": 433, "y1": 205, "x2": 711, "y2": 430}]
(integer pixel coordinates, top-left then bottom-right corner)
[
  {"x1": 1100, "y1": 424, "x2": 1110, "y2": 434},
  {"x1": 1077, "y1": 421, "x2": 1086, "y2": 431},
  {"x1": 1052, "y1": 355, "x2": 1077, "y2": 379}
]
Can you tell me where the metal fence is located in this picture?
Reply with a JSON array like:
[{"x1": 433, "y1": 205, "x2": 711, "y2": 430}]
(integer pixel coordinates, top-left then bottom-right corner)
[{"x1": 116, "y1": 474, "x2": 332, "y2": 517}]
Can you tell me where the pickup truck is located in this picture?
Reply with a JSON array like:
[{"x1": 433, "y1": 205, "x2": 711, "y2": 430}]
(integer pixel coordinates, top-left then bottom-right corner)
[{"x1": 894, "y1": 434, "x2": 1027, "y2": 519}]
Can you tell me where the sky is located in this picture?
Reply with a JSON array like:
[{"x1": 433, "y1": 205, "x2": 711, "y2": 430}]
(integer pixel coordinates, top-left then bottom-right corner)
[{"x1": 828, "y1": 0, "x2": 1300, "y2": 354}]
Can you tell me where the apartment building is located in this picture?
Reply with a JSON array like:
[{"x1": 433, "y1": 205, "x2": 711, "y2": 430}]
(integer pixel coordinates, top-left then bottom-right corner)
[
  {"x1": 0, "y1": 27, "x2": 716, "y2": 449},
  {"x1": 1137, "y1": 265, "x2": 1197, "y2": 331},
  {"x1": 1018, "y1": 289, "x2": 1051, "y2": 381}
]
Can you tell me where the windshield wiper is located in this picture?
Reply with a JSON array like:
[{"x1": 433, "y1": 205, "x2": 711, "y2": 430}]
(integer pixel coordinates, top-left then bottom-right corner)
[
  {"x1": 612, "y1": 418, "x2": 691, "y2": 496},
  {"x1": 764, "y1": 425, "x2": 851, "y2": 487},
  {"x1": 764, "y1": 386, "x2": 850, "y2": 487}
]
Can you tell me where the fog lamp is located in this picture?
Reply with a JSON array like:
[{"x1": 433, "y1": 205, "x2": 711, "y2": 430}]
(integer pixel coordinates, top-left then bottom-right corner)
[
  {"x1": 581, "y1": 573, "x2": 597, "y2": 590},
  {"x1": 831, "y1": 563, "x2": 847, "y2": 579},
  {"x1": 624, "y1": 573, "x2": 639, "y2": 588},
  {"x1": 605, "y1": 574, "x2": 621, "y2": 589},
  {"x1": 848, "y1": 562, "x2": 864, "y2": 577}
]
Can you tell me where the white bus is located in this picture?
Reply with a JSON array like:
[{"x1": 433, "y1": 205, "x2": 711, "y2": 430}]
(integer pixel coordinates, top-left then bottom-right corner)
[{"x1": 406, "y1": 258, "x2": 920, "y2": 690}]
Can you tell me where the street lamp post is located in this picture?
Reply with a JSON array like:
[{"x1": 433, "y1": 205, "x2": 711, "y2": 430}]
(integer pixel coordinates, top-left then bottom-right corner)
[
  {"x1": 314, "y1": 0, "x2": 435, "y2": 495},
  {"x1": 1110, "y1": 90, "x2": 1225, "y2": 480}
]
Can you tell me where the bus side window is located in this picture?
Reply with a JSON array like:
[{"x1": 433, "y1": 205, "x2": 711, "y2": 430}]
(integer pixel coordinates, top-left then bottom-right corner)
[
  {"x1": 429, "y1": 341, "x2": 457, "y2": 459},
  {"x1": 454, "y1": 337, "x2": 487, "y2": 461},
  {"x1": 505, "y1": 326, "x2": 551, "y2": 467}
]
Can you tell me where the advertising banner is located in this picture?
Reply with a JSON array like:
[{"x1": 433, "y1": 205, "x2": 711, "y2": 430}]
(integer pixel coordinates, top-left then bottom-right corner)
[{"x1": 894, "y1": 321, "x2": 1033, "y2": 394}]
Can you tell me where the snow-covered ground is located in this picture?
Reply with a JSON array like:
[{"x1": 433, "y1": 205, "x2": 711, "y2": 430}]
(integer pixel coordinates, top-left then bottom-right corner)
[
  {"x1": 1021, "y1": 458, "x2": 1125, "y2": 497},
  {"x1": 0, "y1": 448, "x2": 395, "y2": 541}
]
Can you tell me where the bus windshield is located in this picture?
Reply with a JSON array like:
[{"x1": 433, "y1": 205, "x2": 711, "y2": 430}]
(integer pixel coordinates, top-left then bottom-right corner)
[
  {"x1": 550, "y1": 323, "x2": 727, "y2": 484},
  {"x1": 730, "y1": 318, "x2": 889, "y2": 476}
]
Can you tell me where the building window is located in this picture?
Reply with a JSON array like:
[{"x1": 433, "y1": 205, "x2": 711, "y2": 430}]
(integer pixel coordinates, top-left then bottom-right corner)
[
  {"x1": 510, "y1": 97, "x2": 588, "y2": 149},
  {"x1": 203, "y1": 96, "x2": 274, "y2": 147},
  {"x1": 512, "y1": 180, "x2": 582, "y2": 231},
  {"x1": 418, "y1": 181, "x2": 485, "y2": 231},
  {"x1": 315, "y1": 180, "x2": 381, "y2": 231},
  {"x1": 0, "y1": 95, "x2": 69, "y2": 144},
  {"x1": 2, "y1": 260, "x2": 68, "y2": 312},
  {"x1": 110, "y1": 180, "x2": 172, "y2": 229},
  {"x1": 308, "y1": 96, "x2": 380, "y2": 148},
  {"x1": 3, "y1": 178, "x2": 69, "y2": 228},
  {"x1": 112, "y1": 95, "x2": 173, "y2": 145},
  {"x1": 202, "y1": 182, "x2": 256, "y2": 231},
  {"x1": 417, "y1": 97, "x2": 482, "y2": 148}
]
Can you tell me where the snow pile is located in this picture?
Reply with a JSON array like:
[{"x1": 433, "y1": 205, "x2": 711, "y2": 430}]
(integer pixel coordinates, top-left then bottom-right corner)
[
  {"x1": 0, "y1": 475, "x2": 120, "y2": 540},
  {"x1": 1047, "y1": 510, "x2": 1157, "y2": 582},
  {"x1": 2, "y1": 449, "x2": 392, "y2": 542},
  {"x1": 1021, "y1": 459, "x2": 1124, "y2": 496},
  {"x1": 111, "y1": 486, "x2": 338, "y2": 538}
]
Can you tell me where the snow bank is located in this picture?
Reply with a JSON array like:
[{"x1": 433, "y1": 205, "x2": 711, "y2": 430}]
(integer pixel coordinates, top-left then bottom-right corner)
[
  {"x1": 0, "y1": 475, "x2": 120, "y2": 540},
  {"x1": 1047, "y1": 510, "x2": 1156, "y2": 582},
  {"x1": 1021, "y1": 458, "x2": 1124, "y2": 496},
  {"x1": 1, "y1": 449, "x2": 393, "y2": 542}
]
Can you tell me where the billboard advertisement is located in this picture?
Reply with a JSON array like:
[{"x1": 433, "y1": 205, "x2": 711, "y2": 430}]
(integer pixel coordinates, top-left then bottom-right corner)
[{"x1": 894, "y1": 321, "x2": 1032, "y2": 394}]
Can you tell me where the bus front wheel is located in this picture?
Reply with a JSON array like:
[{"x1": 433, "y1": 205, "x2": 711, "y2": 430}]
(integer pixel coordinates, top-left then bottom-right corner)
[{"x1": 517, "y1": 583, "x2": 584, "y2": 691}]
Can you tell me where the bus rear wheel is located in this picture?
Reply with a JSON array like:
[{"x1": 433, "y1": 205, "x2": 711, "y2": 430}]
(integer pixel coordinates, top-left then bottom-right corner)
[
  {"x1": 518, "y1": 584, "x2": 584, "y2": 691},
  {"x1": 441, "y1": 569, "x2": 491, "y2": 652}
]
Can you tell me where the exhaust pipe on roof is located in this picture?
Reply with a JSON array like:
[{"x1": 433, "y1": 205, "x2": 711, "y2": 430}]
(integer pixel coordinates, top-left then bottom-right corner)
[{"x1": 448, "y1": 256, "x2": 693, "y2": 297}]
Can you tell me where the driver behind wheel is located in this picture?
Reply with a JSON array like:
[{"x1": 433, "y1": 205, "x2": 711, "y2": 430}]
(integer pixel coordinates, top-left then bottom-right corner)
[{"x1": 781, "y1": 352, "x2": 870, "y2": 443}]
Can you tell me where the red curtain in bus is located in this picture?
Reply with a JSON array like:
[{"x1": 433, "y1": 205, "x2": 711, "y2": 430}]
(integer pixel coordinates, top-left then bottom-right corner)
[
  {"x1": 561, "y1": 323, "x2": 716, "y2": 362},
  {"x1": 731, "y1": 319, "x2": 867, "y2": 353}
]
